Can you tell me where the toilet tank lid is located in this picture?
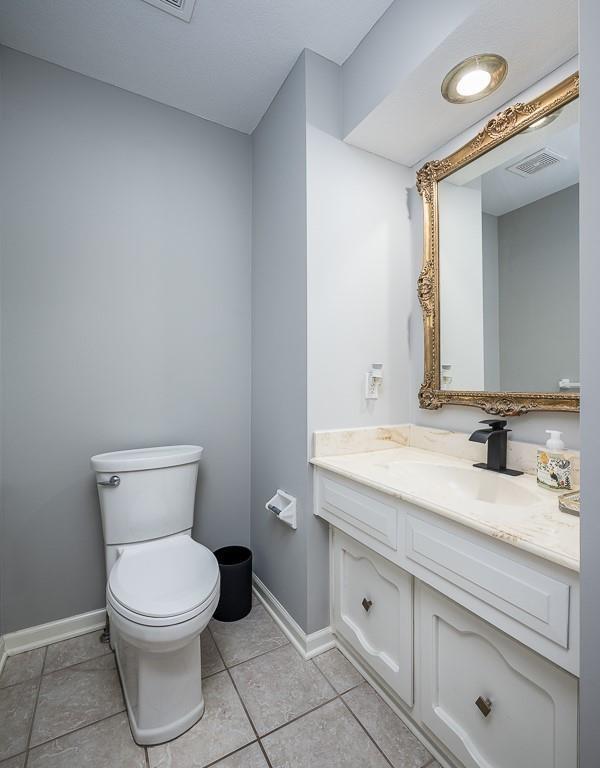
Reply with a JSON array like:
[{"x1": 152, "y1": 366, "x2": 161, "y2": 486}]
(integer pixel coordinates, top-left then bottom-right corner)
[{"x1": 91, "y1": 445, "x2": 203, "y2": 473}]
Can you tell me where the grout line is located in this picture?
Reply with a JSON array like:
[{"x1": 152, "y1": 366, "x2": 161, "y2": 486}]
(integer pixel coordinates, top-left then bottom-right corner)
[
  {"x1": 25, "y1": 709, "x2": 128, "y2": 755},
  {"x1": 208, "y1": 626, "x2": 274, "y2": 768},
  {"x1": 207, "y1": 621, "x2": 290, "y2": 673},
  {"x1": 226, "y1": 669, "x2": 274, "y2": 768},
  {"x1": 310, "y1": 651, "x2": 365, "y2": 697},
  {"x1": 200, "y1": 741, "x2": 264, "y2": 768},
  {"x1": 42, "y1": 635, "x2": 111, "y2": 677},
  {"x1": 217, "y1": 640, "x2": 291, "y2": 672},
  {"x1": 338, "y1": 693, "x2": 396, "y2": 768},
  {"x1": 23, "y1": 646, "x2": 48, "y2": 768}
]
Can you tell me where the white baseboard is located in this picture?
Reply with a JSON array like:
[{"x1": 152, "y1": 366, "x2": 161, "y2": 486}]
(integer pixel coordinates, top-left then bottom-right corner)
[
  {"x1": 252, "y1": 575, "x2": 335, "y2": 660},
  {"x1": 0, "y1": 634, "x2": 7, "y2": 676},
  {"x1": 3, "y1": 608, "x2": 107, "y2": 656}
]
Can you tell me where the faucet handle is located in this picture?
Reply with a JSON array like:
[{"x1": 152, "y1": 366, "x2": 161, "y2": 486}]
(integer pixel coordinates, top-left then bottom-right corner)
[{"x1": 479, "y1": 419, "x2": 509, "y2": 431}]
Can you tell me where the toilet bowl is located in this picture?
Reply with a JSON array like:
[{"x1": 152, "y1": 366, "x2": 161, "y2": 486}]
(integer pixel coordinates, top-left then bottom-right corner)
[{"x1": 91, "y1": 445, "x2": 218, "y2": 745}]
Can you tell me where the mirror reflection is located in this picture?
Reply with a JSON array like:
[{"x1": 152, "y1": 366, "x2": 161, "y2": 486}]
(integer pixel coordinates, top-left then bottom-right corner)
[{"x1": 438, "y1": 99, "x2": 579, "y2": 394}]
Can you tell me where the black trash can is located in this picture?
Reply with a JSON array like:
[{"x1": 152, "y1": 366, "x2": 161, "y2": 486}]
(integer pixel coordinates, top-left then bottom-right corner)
[{"x1": 213, "y1": 546, "x2": 252, "y2": 622}]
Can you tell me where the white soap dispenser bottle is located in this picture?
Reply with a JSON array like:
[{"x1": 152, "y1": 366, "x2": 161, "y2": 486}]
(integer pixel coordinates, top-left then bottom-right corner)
[{"x1": 537, "y1": 430, "x2": 572, "y2": 490}]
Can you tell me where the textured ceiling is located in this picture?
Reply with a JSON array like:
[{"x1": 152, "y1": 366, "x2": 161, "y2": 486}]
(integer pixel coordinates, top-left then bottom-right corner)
[{"x1": 0, "y1": 0, "x2": 394, "y2": 133}]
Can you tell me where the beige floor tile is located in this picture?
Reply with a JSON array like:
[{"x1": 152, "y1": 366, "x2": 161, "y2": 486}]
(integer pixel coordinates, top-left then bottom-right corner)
[
  {"x1": 30, "y1": 654, "x2": 124, "y2": 747},
  {"x1": 211, "y1": 743, "x2": 268, "y2": 767},
  {"x1": 147, "y1": 671, "x2": 255, "y2": 768},
  {"x1": 0, "y1": 648, "x2": 45, "y2": 688},
  {"x1": 0, "y1": 679, "x2": 38, "y2": 761},
  {"x1": 27, "y1": 712, "x2": 145, "y2": 768},
  {"x1": 201, "y1": 629, "x2": 225, "y2": 678},
  {"x1": 210, "y1": 605, "x2": 287, "y2": 666},
  {"x1": 343, "y1": 683, "x2": 432, "y2": 768},
  {"x1": 262, "y1": 698, "x2": 390, "y2": 768},
  {"x1": 230, "y1": 644, "x2": 335, "y2": 736},
  {"x1": 43, "y1": 631, "x2": 110, "y2": 674},
  {"x1": 313, "y1": 648, "x2": 363, "y2": 694}
]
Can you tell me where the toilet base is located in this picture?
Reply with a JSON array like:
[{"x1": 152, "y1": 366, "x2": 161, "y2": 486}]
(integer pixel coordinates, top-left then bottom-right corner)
[{"x1": 108, "y1": 588, "x2": 218, "y2": 745}]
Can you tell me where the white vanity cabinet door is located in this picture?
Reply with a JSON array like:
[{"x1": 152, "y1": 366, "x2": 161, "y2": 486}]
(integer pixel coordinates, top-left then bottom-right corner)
[
  {"x1": 332, "y1": 530, "x2": 413, "y2": 706},
  {"x1": 419, "y1": 584, "x2": 578, "y2": 768}
]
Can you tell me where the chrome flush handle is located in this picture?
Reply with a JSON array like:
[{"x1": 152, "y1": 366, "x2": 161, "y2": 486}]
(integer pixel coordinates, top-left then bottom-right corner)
[
  {"x1": 362, "y1": 597, "x2": 373, "y2": 612},
  {"x1": 475, "y1": 696, "x2": 493, "y2": 718},
  {"x1": 97, "y1": 475, "x2": 121, "y2": 488}
]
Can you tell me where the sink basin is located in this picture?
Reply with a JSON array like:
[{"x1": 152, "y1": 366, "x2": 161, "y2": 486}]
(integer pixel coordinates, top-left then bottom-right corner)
[{"x1": 383, "y1": 461, "x2": 540, "y2": 508}]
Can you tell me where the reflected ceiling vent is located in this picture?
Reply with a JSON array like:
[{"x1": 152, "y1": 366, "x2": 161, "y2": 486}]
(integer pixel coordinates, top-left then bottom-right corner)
[
  {"x1": 140, "y1": 0, "x2": 198, "y2": 22},
  {"x1": 506, "y1": 148, "x2": 564, "y2": 178}
]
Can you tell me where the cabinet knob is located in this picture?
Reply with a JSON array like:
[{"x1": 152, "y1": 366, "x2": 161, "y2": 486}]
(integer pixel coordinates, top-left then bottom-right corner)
[
  {"x1": 475, "y1": 696, "x2": 493, "y2": 718},
  {"x1": 361, "y1": 598, "x2": 373, "y2": 612}
]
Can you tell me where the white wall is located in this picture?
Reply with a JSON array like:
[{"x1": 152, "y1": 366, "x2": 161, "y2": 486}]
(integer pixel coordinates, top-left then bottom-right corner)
[
  {"x1": 0, "y1": 47, "x2": 252, "y2": 633},
  {"x1": 438, "y1": 181, "x2": 485, "y2": 390},
  {"x1": 306, "y1": 52, "x2": 412, "y2": 431}
]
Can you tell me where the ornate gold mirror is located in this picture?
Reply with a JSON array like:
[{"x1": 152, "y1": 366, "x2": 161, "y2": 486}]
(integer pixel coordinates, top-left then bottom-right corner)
[{"x1": 416, "y1": 73, "x2": 580, "y2": 417}]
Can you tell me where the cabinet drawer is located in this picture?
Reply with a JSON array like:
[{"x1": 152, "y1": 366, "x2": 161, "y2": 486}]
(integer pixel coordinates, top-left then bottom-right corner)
[
  {"x1": 332, "y1": 530, "x2": 413, "y2": 705},
  {"x1": 319, "y1": 475, "x2": 398, "y2": 551},
  {"x1": 419, "y1": 584, "x2": 577, "y2": 768},
  {"x1": 406, "y1": 515, "x2": 570, "y2": 647}
]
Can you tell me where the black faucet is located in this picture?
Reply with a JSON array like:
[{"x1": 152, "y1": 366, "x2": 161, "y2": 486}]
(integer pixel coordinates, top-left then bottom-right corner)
[{"x1": 469, "y1": 419, "x2": 523, "y2": 476}]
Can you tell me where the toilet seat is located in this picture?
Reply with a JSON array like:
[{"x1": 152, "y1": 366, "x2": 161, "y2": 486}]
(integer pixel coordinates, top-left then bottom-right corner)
[{"x1": 108, "y1": 535, "x2": 219, "y2": 627}]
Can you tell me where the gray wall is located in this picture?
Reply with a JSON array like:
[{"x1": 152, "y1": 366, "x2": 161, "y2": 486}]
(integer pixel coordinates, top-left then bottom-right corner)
[
  {"x1": 579, "y1": 2, "x2": 600, "y2": 762},
  {"x1": 251, "y1": 53, "x2": 311, "y2": 631},
  {"x1": 482, "y1": 213, "x2": 500, "y2": 391},
  {"x1": 497, "y1": 185, "x2": 579, "y2": 392},
  {"x1": 0, "y1": 47, "x2": 252, "y2": 633}
]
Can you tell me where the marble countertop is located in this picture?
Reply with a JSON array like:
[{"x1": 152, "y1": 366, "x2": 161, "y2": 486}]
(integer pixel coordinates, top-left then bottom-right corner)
[{"x1": 311, "y1": 445, "x2": 580, "y2": 572}]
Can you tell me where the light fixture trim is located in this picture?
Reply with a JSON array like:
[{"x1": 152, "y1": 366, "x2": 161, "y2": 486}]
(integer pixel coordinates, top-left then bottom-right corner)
[
  {"x1": 524, "y1": 109, "x2": 563, "y2": 132},
  {"x1": 441, "y1": 54, "x2": 508, "y2": 104}
]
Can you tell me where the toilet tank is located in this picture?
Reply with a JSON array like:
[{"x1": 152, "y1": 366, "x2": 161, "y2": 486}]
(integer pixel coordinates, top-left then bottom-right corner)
[{"x1": 91, "y1": 446, "x2": 203, "y2": 545}]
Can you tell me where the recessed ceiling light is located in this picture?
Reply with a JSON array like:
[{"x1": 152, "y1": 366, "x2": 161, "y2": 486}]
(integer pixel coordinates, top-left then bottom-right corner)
[
  {"x1": 524, "y1": 109, "x2": 563, "y2": 132},
  {"x1": 441, "y1": 54, "x2": 508, "y2": 104}
]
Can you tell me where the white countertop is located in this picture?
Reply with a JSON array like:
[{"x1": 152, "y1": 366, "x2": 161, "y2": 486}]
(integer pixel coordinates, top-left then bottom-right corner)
[{"x1": 311, "y1": 445, "x2": 580, "y2": 572}]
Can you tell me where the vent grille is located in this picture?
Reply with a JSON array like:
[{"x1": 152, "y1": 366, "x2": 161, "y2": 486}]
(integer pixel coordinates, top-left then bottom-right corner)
[
  {"x1": 140, "y1": 0, "x2": 196, "y2": 22},
  {"x1": 506, "y1": 149, "x2": 564, "y2": 178}
]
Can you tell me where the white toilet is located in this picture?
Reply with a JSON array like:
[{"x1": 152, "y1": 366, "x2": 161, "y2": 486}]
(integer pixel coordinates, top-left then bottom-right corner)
[{"x1": 90, "y1": 445, "x2": 220, "y2": 746}]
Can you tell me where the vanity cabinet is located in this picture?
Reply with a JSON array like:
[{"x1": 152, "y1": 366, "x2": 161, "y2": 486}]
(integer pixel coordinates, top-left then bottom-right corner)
[
  {"x1": 314, "y1": 467, "x2": 579, "y2": 768},
  {"x1": 419, "y1": 584, "x2": 578, "y2": 768},
  {"x1": 332, "y1": 530, "x2": 413, "y2": 706}
]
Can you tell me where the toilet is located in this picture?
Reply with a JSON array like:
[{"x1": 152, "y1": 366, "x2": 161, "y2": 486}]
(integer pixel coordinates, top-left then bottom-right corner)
[{"x1": 90, "y1": 445, "x2": 220, "y2": 746}]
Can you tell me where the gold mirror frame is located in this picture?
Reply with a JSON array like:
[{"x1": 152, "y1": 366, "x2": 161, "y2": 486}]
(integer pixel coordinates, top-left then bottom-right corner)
[{"x1": 416, "y1": 73, "x2": 580, "y2": 417}]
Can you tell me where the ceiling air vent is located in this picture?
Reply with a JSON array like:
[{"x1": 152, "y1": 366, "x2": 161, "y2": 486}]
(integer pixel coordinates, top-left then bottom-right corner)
[
  {"x1": 140, "y1": 0, "x2": 197, "y2": 22},
  {"x1": 506, "y1": 148, "x2": 565, "y2": 178}
]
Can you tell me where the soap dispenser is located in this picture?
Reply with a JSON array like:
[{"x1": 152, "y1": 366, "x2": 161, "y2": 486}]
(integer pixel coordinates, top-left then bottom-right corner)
[{"x1": 537, "y1": 430, "x2": 572, "y2": 490}]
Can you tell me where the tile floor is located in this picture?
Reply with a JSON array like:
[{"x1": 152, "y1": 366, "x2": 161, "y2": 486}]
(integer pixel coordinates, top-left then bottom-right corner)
[{"x1": 0, "y1": 599, "x2": 439, "y2": 768}]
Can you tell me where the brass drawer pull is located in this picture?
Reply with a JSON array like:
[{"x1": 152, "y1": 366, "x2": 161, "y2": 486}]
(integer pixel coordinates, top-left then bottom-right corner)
[
  {"x1": 362, "y1": 598, "x2": 373, "y2": 612},
  {"x1": 475, "y1": 696, "x2": 493, "y2": 718}
]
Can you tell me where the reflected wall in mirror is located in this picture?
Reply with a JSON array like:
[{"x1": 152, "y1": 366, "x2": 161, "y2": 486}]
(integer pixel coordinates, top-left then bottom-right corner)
[{"x1": 417, "y1": 73, "x2": 580, "y2": 416}]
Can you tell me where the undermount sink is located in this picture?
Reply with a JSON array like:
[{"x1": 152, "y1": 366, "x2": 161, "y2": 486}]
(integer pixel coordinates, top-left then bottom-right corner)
[{"x1": 383, "y1": 461, "x2": 540, "y2": 508}]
